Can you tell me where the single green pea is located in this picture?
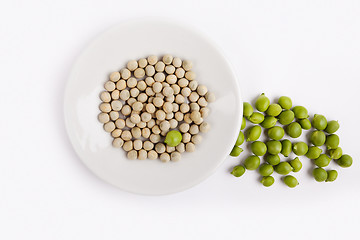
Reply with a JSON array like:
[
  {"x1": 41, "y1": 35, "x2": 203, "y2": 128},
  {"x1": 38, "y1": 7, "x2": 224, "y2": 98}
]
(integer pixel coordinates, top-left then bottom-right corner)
[
  {"x1": 310, "y1": 130, "x2": 326, "y2": 146},
  {"x1": 337, "y1": 154, "x2": 353, "y2": 168},
  {"x1": 278, "y1": 110, "x2": 295, "y2": 125},
  {"x1": 246, "y1": 125, "x2": 262, "y2": 142},
  {"x1": 314, "y1": 154, "x2": 331, "y2": 167},
  {"x1": 230, "y1": 146, "x2": 243, "y2": 157},
  {"x1": 275, "y1": 162, "x2": 293, "y2": 175},
  {"x1": 325, "y1": 120, "x2": 339, "y2": 134},
  {"x1": 326, "y1": 170, "x2": 338, "y2": 182},
  {"x1": 328, "y1": 147, "x2": 342, "y2": 160},
  {"x1": 265, "y1": 154, "x2": 281, "y2": 165},
  {"x1": 259, "y1": 163, "x2": 274, "y2": 176},
  {"x1": 325, "y1": 134, "x2": 339, "y2": 150},
  {"x1": 231, "y1": 165, "x2": 246, "y2": 177},
  {"x1": 312, "y1": 114, "x2": 327, "y2": 130},
  {"x1": 298, "y1": 118, "x2": 312, "y2": 130},
  {"x1": 280, "y1": 139, "x2": 292, "y2": 157},
  {"x1": 268, "y1": 126, "x2": 285, "y2": 140},
  {"x1": 244, "y1": 155, "x2": 261, "y2": 170},
  {"x1": 251, "y1": 141, "x2": 267, "y2": 156},
  {"x1": 292, "y1": 106, "x2": 309, "y2": 119},
  {"x1": 313, "y1": 168, "x2": 328, "y2": 182},
  {"x1": 164, "y1": 130, "x2": 182, "y2": 147},
  {"x1": 278, "y1": 96, "x2": 292, "y2": 110},
  {"x1": 235, "y1": 131, "x2": 244, "y2": 146},
  {"x1": 261, "y1": 176, "x2": 275, "y2": 187},
  {"x1": 266, "y1": 140, "x2": 282, "y2": 155},
  {"x1": 247, "y1": 112, "x2": 265, "y2": 124},
  {"x1": 241, "y1": 117, "x2": 246, "y2": 130},
  {"x1": 283, "y1": 175, "x2": 299, "y2": 188},
  {"x1": 261, "y1": 116, "x2": 278, "y2": 128},
  {"x1": 306, "y1": 146, "x2": 322, "y2": 159},
  {"x1": 286, "y1": 122, "x2": 302, "y2": 138},
  {"x1": 266, "y1": 103, "x2": 282, "y2": 117},
  {"x1": 255, "y1": 93, "x2": 270, "y2": 112},
  {"x1": 289, "y1": 157, "x2": 302, "y2": 172},
  {"x1": 292, "y1": 142, "x2": 308, "y2": 156},
  {"x1": 243, "y1": 102, "x2": 253, "y2": 118}
]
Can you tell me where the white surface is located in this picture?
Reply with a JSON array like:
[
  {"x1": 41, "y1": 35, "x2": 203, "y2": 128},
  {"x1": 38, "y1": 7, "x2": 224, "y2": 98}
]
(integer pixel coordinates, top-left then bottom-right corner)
[
  {"x1": 1, "y1": 0, "x2": 360, "y2": 239},
  {"x1": 64, "y1": 19, "x2": 242, "y2": 195}
]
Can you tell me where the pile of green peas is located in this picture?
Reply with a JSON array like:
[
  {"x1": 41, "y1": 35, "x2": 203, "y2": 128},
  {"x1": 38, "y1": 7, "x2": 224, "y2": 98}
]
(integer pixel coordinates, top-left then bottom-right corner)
[{"x1": 230, "y1": 94, "x2": 353, "y2": 188}]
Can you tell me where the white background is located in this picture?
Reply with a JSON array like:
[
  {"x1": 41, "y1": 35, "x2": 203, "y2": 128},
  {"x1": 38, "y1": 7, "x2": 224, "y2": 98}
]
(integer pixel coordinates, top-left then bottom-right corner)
[{"x1": 1, "y1": 0, "x2": 360, "y2": 239}]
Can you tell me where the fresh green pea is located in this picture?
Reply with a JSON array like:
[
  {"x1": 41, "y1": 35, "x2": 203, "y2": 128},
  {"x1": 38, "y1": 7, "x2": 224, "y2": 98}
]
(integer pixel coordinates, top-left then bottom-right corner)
[
  {"x1": 278, "y1": 110, "x2": 295, "y2": 125},
  {"x1": 235, "y1": 131, "x2": 244, "y2": 146},
  {"x1": 292, "y1": 106, "x2": 309, "y2": 119},
  {"x1": 298, "y1": 118, "x2": 312, "y2": 130},
  {"x1": 247, "y1": 112, "x2": 265, "y2": 124},
  {"x1": 312, "y1": 114, "x2": 327, "y2": 130},
  {"x1": 286, "y1": 122, "x2": 302, "y2": 138},
  {"x1": 289, "y1": 157, "x2": 302, "y2": 172},
  {"x1": 266, "y1": 103, "x2": 282, "y2": 117},
  {"x1": 278, "y1": 96, "x2": 292, "y2": 110},
  {"x1": 246, "y1": 125, "x2": 262, "y2": 142},
  {"x1": 328, "y1": 147, "x2": 342, "y2": 160},
  {"x1": 266, "y1": 140, "x2": 282, "y2": 155},
  {"x1": 243, "y1": 102, "x2": 253, "y2": 118},
  {"x1": 261, "y1": 116, "x2": 278, "y2": 128},
  {"x1": 313, "y1": 167, "x2": 328, "y2": 182},
  {"x1": 337, "y1": 154, "x2": 353, "y2": 168},
  {"x1": 325, "y1": 134, "x2": 339, "y2": 150},
  {"x1": 292, "y1": 142, "x2": 308, "y2": 156},
  {"x1": 231, "y1": 165, "x2": 246, "y2": 177},
  {"x1": 326, "y1": 170, "x2": 338, "y2": 182},
  {"x1": 281, "y1": 139, "x2": 292, "y2": 157},
  {"x1": 314, "y1": 154, "x2": 331, "y2": 167},
  {"x1": 325, "y1": 120, "x2": 339, "y2": 134},
  {"x1": 275, "y1": 162, "x2": 293, "y2": 175},
  {"x1": 255, "y1": 93, "x2": 270, "y2": 112},
  {"x1": 230, "y1": 146, "x2": 243, "y2": 157},
  {"x1": 306, "y1": 146, "x2": 322, "y2": 159},
  {"x1": 241, "y1": 117, "x2": 246, "y2": 130},
  {"x1": 261, "y1": 176, "x2": 275, "y2": 187},
  {"x1": 164, "y1": 130, "x2": 182, "y2": 147},
  {"x1": 244, "y1": 155, "x2": 261, "y2": 170},
  {"x1": 268, "y1": 126, "x2": 285, "y2": 140},
  {"x1": 266, "y1": 154, "x2": 281, "y2": 165},
  {"x1": 283, "y1": 175, "x2": 299, "y2": 188},
  {"x1": 251, "y1": 141, "x2": 267, "y2": 156},
  {"x1": 259, "y1": 163, "x2": 274, "y2": 176},
  {"x1": 310, "y1": 130, "x2": 326, "y2": 146}
]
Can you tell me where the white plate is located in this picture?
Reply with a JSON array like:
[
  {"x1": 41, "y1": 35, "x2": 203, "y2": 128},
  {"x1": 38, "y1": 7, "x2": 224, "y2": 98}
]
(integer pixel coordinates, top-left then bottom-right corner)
[{"x1": 64, "y1": 19, "x2": 242, "y2": 195}]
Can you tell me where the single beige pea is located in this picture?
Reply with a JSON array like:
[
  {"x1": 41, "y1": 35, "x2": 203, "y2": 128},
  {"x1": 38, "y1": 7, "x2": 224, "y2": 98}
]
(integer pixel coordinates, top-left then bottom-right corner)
[
  {"x1": 147, "y1": 55, "x2": 158, "y2": 65},
  {"x1": 197, "y1": 85, "x2": 208, "y2": 96},
  {"x1": 104, "y1": 81, "x2": 116, "y2": 91},
  {"x1": 116, "y1": 80, "x2": 127, "y2": 90},
  {"x1": 200, "y1": 108, "x2": 210, "y2": 118},
  {"x1": 125, "y1": 118, "x2": 135, "y2": 128},
  {"x1": 155, "y1": 143, "x2": 166, "y2": 153},
  {"x1": 110, "y1": 71, "x2": 121, "y2": 82},
  {"x1": 169, "y1": 119, "x2": 178, "y2": 129},
  {"x1": 109, "y1": 111, "x2": 119, "y2": 121},
  {"x1": 123, "y1": 141, "x2": 133, "y2": 152},
  {"x1": 150, "y1": 134, "x2": 161, "y2": 143},
  {"x1": 119, "y1": 89, "x2": 130, "y2": 101},
  {"x1": 121, "y1": 105, "x2": 131, "y2": 116},
  {"x1": 121, "y1": 130, "x2": 132, "y2": 141},
  {"x1": 145, "y1": 87, "x2": 155, "y2": 97},
  {"x1": 147, "y1": 119, "x2": 156, "y2": 128},
  {"x1": 152, "y1": 82, "x2": 163, "y2": 93},
  {"x1": 112, "y1": 138, "x2": 124, "y2": 148},
  {"x1": 175, "y1": 68, "x2": 185, "y2": 78},
  {"x1": 163, "y1": 54, "x2": 173, "y2": 65},
  {"x1": 178, "y1": 78, "x2": 189, "y2": 88},
  {"x1": 179, "y1": 123, "x2": 190, "y2": 133},
  {"x1": 133, "y1": 139, "x2": 143, "y2": 150},
  {"x1": 127, "y1": 150, "x2": 137, "y2": 160},
  {"x1": 166, "y1": 145, "x2": 176, "y2": 153},
  {"x1": 171, "y1": 84, "x2": 180, "y2": 94},
  {"x1": 131, "y1": 127, "x2": 141, "y2": 139},
  {"x1": 153, "y1": 97, "x2": 164, "y2": 107},
  {"x1": 160, "y1": 153, "x2": 171, "y2": 162},
  {"x1": 180, "y1": 103, "x2": 190, "y2": 113},
  {"x1": 127, "y1": 77, "x2": 137, "y2": 88},
  {"x1": 185, "y1": 142, "x2": 196, "y2": 152},
  {"x1": 111, "y1": 90, "x2": 120, "y2": 100},
  {"x1": 171, "y1": 151, "x2": 181, "y2": 162},
  {"x1": 100, "y1": 91, "x2": 111, "y2": 102},
  {"x1": 176, "y1": 143, "x2": 185, "y2": 153},
  {"x1": 130, "y1": 88, "x2": 140, "y2": 98},
  {"x1": 127, "y1": 60, "x2": 138, "y2": 71},
  {"x1": 115, "y1": 119, "x2": 125, "y2": 129},
  {"x1": 175, "y1": 112, "x2": 184, "y2": 121},
  {"x1": 103, "y1": 122, "x2": 115, "y2": 132},
  {"x1": 134, "y1": 68, "x2": 145, "y2": 78},
  {"x1": 189, "y1": 92, "x2": 199, "y2": 102},
  {"x1": 99, "y1": 103, "x2": 112, "y2": 113},
  {"x1": 111, "y1": 100, "x2": 122, "y2": 111},
  {"x1": 191, "y1": 134, "x2": 202, "y2": 144},
  {"x1": 155, "y1": 61, "x2": 165, "y2": 72},
  {"x1": 185, "y1": 71, "x2": 196, "y2": 80},
  {"x1": 198, "y1": 97, "x2": 207, "y2": 107},
  {"x1": 189, "y1": 125, "x2": 199, "y2": 135},
  {"x1": 172, "y1": 57, "x2": 182, "y2": 67},
  {"x1": 175, "y1": 94, "x2": 185, "y2": 104},
  {"x1": 137, "y1": 121, "x2": 146, "y2": 128},
  {"x1": 154, "y1": 72, "x2": 165, "y2": 82},
  {"x1": 138, "y1": 149, "x2": 147, "y2": 160},
  {"x1": 148, "y1": 150, "x2": 158, "y2": 160},
  {"x1": 143, "y1": 141, "x2": 154, "y2": 151},
  {"x1": 137, "y1": 80, "x2": 147, "y2": 91},
  {"x1": 152, "y1": 125, "x2": 161, "y2": 135},
  {"x1": 142, "y1": 128, "x2": 151, "y2": 138},
  {"x1": 205, "y1": 92, "x2": 215, "y2": 102},
  {"x1": 184, "y1": 113, "x2": 192, "y2": 124},
  {"x1": 182, "y1": 133, "x2": 191, "y2": 143},
  {"x1": 138, "y1": 58, "x2": 148, "y2": 68},
  {"x1": 190, "y1": 103, "x2": 200, "y2": 112},
  {"x1": 200, "y1": 122, "x2": 210, "y2": 133},
  {"x1": 188, "y1": 80, "x2": 198, "y2": 91},
  {"x1": 155, "y1": 110, "x2": 166, "y2": 121},
  {"x1": 163, "y1": 86, "x2": 174, "y2": 97},
  {"x1": 98, "y1": 113, "x2": 110, "y2": 123},
  {"x1": 182, "y1": 60, "x2": 193, "y2": 71},
  {"x1": 111, "y1": 129, "x2": 122, "y2": 138},
  {"x1": 165, "y1": 65, "x2": 175, "y2": 74},
  {"x1": 120, "y1": 68, "x2": 131, "y2": 79},
  {"x1": 181, "y1": 87, "x2": 191, "y2": 97}
]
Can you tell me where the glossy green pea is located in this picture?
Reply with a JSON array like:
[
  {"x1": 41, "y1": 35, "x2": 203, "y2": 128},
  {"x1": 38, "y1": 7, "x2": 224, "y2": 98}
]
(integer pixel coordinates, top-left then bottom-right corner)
[
  {"x1": 312, "y1": 114, "x2": 327, "y2": 130},
  {"x1": 261, "y1": 176, "x2": 275, "y2": 187},
  {"x1": 266, "y1": 140, "x2": 282, "y2": 155},
  {"x1": 230, "y1": 146, "x2": 243, "y2": 157},
  {"x1": 278, "y1": 96, "x2": 292, "y2": 110},
  {"x1": 326, "y1": 170, "x2": 338, "y2": 182},
  {"x1": 235, "y1": 131, "x2": 244, "y2": 146},
  {"x1": 251, "y1": 141, "x2": 267, "y2": 156},
  {"x1": 164, "y1": 130, "x2": 182, "y2": 147},
  {"x1": 275, "y1": 162, "x2": 293, "y2": 175},
  {"x1": 241, "y1": 117, "x2": 246, "y2": 130},
  {"x1": 325, "y1": 134, "x2": 339, "y2": 150},
  {"x1": 268, "y1": 126, "x2": 285, "y2": 140},
  {"x1": 298, "y1": 118, "x2": 312, "y2": 130},
  {"x1": 247, "y1": 112, "x2": 265, "y2": 124},
  {"x1": 259, "y1": 164, "x2": 274, "y2": 176},
  {"x1": 289, "y1": 157, "x2": 302, "y2": 172},
  {"x1": 244, "y1": 155, "x2": 261, "y2": 170},
  {"x1": 243, "y1": 102, "x2": 253, "y2": 117},
  {"x1": 313, "y1": 168, "x2": 327, "y2": 182},
  {"x1": 231, "y1": 165, "x2": 246, "y2": 177},
  {"x1": 314, "y1": 154, "x2": 331, "y2": 167},
  {"x1": 306, "y1": 146, "x2": 322, "y2": 159},
  {"x1": 261, "y1": 116, "x2": 278, "y2": 128},
  {"x1": 328, "y1": 147, "x2": 342, "y2": 160},
  {"x1": 325, "y1": 120, "x2": 339, "y2": 134},
  {"x1": 246, "y1": 125, "x2": 262, "y2": 142},
  {"x1": 255, "y1": 93, "x2": 270, "y2": 112},
  {"x1": 283, "y1": 175, "x2": 299, "y2": 188},
  {"x1": 286, "y1": 122, "x2": 302, "y2": 138},
  {"x1": 278, "y1": 110, "x2": 295, "y2": 125},
  {"x1": 281, "y1": 139, "x2": 292, "y2": 157},
  {"x1": 266, "y1": 103, "x2": 282, "y2": 117},
  {"x1": 337, "y1": 154, "x2": 353, "y2": 168},
  {"x1": 310, "y1": 130, "x2": 326, "y2": 146},
  {"x1": 292, "y1": 142, "x2": 308, "y2": 156},
  {"x1": 292, "y1": 106, "x2": 309, "y2": 119},
  {"x1": 266, "y1": 154, "x2": 281, "y2": 165}
]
